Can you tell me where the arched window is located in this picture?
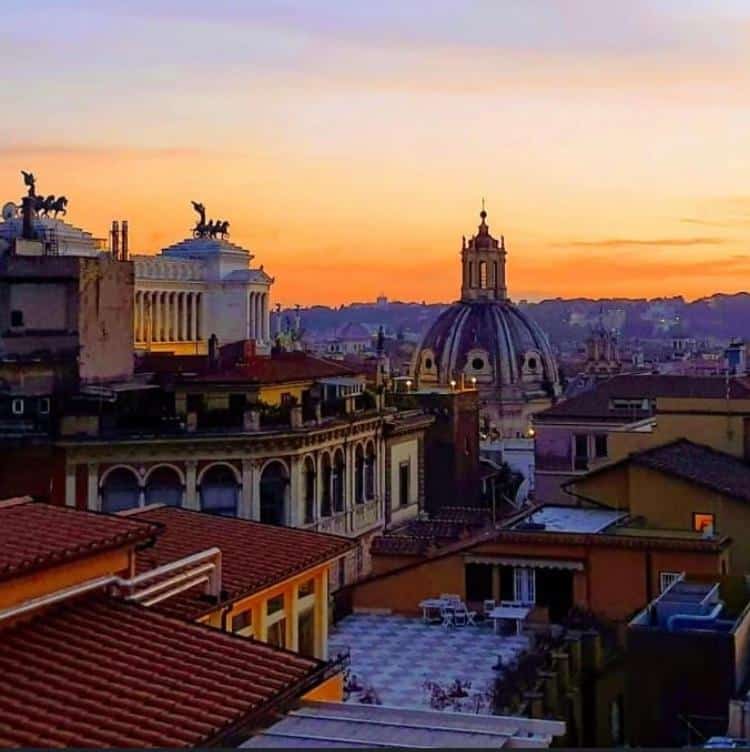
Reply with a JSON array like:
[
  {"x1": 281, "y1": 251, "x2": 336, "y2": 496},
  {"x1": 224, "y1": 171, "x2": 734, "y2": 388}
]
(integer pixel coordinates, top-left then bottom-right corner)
[
  {"x1": 320, "y1": 453, "x2": 332, "y2": 518},
  {"x1": 468, "y1": 261, "x2": 474, "y2": 287},
  {"x1": 101, "y1": 468, "x2": 140, "y2": 513},
  {"x1": 355, "y1": 445, "x2": 365, "y2": 505},
  {"x1": 145, "y1": 466, "x2": 183, "y2": 507},
  {"x1": 479, "y1": 261, "x2": 488, "y2": 289},
  {"x1": 260, "y1": 461, "x2": 289, "y2": 526},
  {"x1": 304, "y1": 457, "x2": 316, "y2": 524},
  {"x1": 200, "y1": 465, "x2": 239, "y2": 517},
  {"x1": 365, "y1": 443, "x2": 376, "y2": 500},
  {"x1": 333, "y1": 450, "x2": 345, "y2": 513},
  {"x1": 493, "y1": 261, "x2": 498, "y2": 288}
]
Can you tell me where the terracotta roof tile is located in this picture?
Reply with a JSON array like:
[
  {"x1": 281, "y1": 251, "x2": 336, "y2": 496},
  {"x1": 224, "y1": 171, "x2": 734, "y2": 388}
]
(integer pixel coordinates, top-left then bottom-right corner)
[
  {"x1": 0, "y1": 502, "x2": 158, "y2": 583},
  {"x1": 132, "y1": 507, "x2": 353, "y2": 620},
  {"x1": 0, "y1": 597, "x2": 323, "y2": 748}
]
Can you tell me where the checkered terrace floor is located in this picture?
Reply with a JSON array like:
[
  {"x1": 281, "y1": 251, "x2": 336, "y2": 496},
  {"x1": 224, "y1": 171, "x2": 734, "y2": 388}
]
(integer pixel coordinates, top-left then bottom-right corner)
[{"x1": 328, "y1": 614, "x2": 529, "y2": 715}]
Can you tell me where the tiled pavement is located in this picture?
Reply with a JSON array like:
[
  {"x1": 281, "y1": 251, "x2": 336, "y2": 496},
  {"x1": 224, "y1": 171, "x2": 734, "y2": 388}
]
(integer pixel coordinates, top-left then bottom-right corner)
[{"x1": 328, "y1": 614, "x2": 529, "y2": 715}]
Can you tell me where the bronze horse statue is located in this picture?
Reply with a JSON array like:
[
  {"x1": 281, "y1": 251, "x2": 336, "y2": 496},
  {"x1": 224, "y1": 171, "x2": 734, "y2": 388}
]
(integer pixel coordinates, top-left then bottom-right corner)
[
  {"x1": 32, "y1": 195, "x2": 68, "y2": 218},
  {"x1": 191, "y1": 201, "x2": 229, "y2": 239}
]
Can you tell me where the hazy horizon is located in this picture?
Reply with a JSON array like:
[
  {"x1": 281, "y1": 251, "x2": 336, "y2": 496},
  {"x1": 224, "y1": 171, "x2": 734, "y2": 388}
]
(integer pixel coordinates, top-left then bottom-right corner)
[{"x1": 3, "y1": 1, "x2": 749, "y2": 305}]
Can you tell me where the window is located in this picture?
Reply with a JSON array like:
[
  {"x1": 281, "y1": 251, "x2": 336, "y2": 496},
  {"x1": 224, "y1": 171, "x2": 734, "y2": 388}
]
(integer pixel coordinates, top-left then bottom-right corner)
[
  {"x1": 573, "y1": 434, "x2": 588, "y2": 471},
  {"x1": 280, "y1": 392, "x2": 294, "y2": 407},
  {"x1": 425, "y1": 358, "x2": 433, "y2": 369},
  {"x1": 365, "y1": 444, "x2": 376, "y2": 500},
  {"x1": 231, "y1": 610, "x2": 253, "y2": 637},
  {"x1": 660, "y1": 572, "x2": 681, "y2": 593},
  {"x1": 527, "y1": 357, "x2": 538, "y2": 371},
  {"x1": 693, "y1": 512, "x2": 715, "y2": 535},
  {"x1": 228, "y1": 393, "x2": 246, "y2": 412},
  {"x1": 267, "y1": 619, "x2": 286, "y2": 649},
  {"x1": 399, "y1": 461, "x2": 411, "y2": 508},
  {"x1": 594, "y1": 434, "x2": 608, "y2": 459},
  {"x1": 479, "y1": 261, "x2": 488, "y2": 289},
  {"x1": 267, "y1": 594, "x2": 285, "y2": 615},
  {"x1": 11, "y1": 398, "x2": 24, "y2": 416},
  {"x1": 297, "y1": 608, "x2": 315, "y2": 657},
  {"x1": 38, "y1": 397, "x2": 50, "y2": 415},
  {"x1": 472, "y1": 357, "x2": 485, "y2": 370},
  {"x1": 186, "y1": 393, "x2": 203, "y2": 413},
  {"x1": 513, "y1": 567, "x2": 536, "y2": 604},
  {"x1": 10, "y1": 310, "x2": 24, "y2": 327},
  {"x1": 298, "y1": 579, "x2": 314, "y2": 599}
]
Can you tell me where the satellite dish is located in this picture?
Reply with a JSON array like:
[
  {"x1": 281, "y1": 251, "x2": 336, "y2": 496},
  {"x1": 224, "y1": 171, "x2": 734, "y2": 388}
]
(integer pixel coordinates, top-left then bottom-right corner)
[{"x1": 1, "y1": 202, "x2": 18, "y2": 221}]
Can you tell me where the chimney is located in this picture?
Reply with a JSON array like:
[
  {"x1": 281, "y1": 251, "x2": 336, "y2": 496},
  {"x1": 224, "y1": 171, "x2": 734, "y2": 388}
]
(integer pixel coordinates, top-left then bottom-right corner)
[
  {"x1": 111, "y1": 221, "x2": 120, "y2": 259},
  {"x1": 208, "y1": 333, "x2": 219, "y2": 369},
  {"x1": 121, "y1": 220, "x2": 129, "y2": 260}
]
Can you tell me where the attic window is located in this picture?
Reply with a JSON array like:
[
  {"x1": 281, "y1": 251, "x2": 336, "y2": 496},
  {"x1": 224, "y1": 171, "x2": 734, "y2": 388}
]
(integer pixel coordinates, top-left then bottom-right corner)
[{"x1": 424, "y1": 358, "x2": 433, "y2": 369}]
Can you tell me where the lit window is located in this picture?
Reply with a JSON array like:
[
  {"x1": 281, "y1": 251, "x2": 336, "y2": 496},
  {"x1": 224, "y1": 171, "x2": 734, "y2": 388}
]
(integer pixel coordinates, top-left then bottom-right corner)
[
  {"x1": 693, "y1": 512, "x2": 715, "y2": 534},
  {"x1": 11, "y1": 398, "x2": 24, "y2": 416},
  {"x1": 38, "y1": 397, "x2": 50, "y2": 415}
]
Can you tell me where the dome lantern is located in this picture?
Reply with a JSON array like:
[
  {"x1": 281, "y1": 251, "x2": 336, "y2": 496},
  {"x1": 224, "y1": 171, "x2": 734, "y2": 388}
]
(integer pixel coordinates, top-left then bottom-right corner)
[{"x1": 461, "y1": 203, "x2": 507, "y2": 302}]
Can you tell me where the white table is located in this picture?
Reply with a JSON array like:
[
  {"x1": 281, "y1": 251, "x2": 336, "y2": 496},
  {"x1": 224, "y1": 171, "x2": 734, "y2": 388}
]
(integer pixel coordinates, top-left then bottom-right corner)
[
  {"x1": 488, "y1": 605, "x2": 531, "y2": 635},
  {"x1": 419, "y1": 598, "x2": 448, "y2": 623}
]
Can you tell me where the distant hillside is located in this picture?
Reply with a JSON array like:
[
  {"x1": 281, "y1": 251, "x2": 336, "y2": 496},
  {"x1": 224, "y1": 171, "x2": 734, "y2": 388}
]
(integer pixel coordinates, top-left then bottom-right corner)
[{"x1": 273, "y1": 292, "x2": 750, "y2": 346}]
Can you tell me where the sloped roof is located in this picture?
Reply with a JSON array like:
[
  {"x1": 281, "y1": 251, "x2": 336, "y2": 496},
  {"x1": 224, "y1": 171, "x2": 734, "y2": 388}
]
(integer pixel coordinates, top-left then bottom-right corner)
[
  {"x1": 0, "y1": 500, "x2": 157, "y2": 583},
  {"x1": 0, "y1": 597, "x2": 323, "y2": 748},
  {"x1": 630, "y1": 439, "x2": 750, "y2": 503},
  {"x1": 536, "y1": 374, "x2": 750, "y2": 422},
  {"x1": 132, "y1": 506, "x2": 353, "y2": 620}
]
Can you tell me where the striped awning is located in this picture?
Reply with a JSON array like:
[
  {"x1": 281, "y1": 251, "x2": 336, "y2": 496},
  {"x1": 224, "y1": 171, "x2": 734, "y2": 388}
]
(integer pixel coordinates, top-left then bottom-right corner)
[{"x1": 464, "y1": 554, "x2": 584, "y2": 571}]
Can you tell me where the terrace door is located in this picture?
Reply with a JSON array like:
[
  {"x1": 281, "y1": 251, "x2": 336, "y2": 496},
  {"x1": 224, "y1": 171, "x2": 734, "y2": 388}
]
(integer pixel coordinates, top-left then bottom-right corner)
[{"x1": 513, "y1": 567, "x2": 536, "y2": 604}]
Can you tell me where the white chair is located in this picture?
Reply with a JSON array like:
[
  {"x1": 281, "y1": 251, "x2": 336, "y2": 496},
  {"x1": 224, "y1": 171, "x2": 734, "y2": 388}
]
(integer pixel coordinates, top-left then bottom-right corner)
[
  {"x1": 454, "y1": 603, "x2": 477, "y2": 627},
  {"x1": 440, "y1": 607, "x2": 455, "y2": 631},
  {"x1": 441, "y1": 593, "x2": 462, "y2": 605}
]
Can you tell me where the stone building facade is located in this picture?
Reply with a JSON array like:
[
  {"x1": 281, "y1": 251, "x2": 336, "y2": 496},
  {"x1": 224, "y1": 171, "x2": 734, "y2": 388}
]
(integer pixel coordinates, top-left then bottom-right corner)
[{"x1": 133, "y1": 235, "x2": 273, "y2": 355}]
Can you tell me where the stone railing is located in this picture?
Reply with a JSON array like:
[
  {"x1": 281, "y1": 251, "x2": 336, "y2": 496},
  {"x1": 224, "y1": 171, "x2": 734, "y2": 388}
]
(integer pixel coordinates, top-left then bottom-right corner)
[{"x1": 352, "y1": 498, "x2": 381, "y2": 532}]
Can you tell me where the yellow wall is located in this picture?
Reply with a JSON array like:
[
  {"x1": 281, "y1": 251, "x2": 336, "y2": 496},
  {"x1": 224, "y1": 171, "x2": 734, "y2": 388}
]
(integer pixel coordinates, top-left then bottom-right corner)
[
  {"x1": 303, "y1": 673, "x2": 344, "y2": 702},
  {"x1": 0, "y1": 548, "x2": 133, "y2": 611},
  {"x1": 609, "y1": 397, "x2": 750, "y2": 463},
  {"x1": 572, "y1": 464, "x2": 750, "y2": 572},
  {"x1": 259, "y1": 381, "x2": 313, "y2": 406}
]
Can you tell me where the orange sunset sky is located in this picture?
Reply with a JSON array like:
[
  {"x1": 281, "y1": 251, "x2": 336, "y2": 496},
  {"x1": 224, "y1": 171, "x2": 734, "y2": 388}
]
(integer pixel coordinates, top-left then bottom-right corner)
[{"x1": 3, "y1": 1, "x2": 750, "y2": 306}]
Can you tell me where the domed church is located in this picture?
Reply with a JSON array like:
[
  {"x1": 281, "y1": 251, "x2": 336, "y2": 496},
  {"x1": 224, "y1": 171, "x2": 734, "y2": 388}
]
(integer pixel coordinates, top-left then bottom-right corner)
[{"x1": 412, "y1": 208, "x2": 561, "y2": 437}]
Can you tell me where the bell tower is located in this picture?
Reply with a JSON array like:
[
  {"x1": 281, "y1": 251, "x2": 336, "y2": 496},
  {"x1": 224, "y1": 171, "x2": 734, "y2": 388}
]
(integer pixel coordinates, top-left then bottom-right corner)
[{"x1": 461, "y1": 203, "x2": 507, "y2": 302}]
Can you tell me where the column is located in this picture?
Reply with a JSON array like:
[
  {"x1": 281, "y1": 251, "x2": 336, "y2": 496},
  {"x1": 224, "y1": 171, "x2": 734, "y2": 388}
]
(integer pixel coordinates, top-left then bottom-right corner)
[
  {"x1": 171, "y1": 293, "x2": 178, "y2": 341},
  {"x1": 247, "y1": 292, "x2": 254, "y2": 340},
  {"x1": 196, "y1": 293, "x2": 202, "y2": 340},
  {"x1": 255, "y1": 293, "x2": 262, "y2": 341},
  {"x1": 492, "y1": 565, "x2": 501, "y2": 602},
  {"x1": 154, "y1": 292, "x2": 162, "y2": 342},
  {"x1": 287, "y1": 583, "x2": 300, "y2": 652},
  {"x1": 185, "y1": 460, "x2": 199, "y2": 510},
  {"x1": 181, "y1": 293, "x2": 189, "y2": 342},
  {"x1": 240, "y1": 459, "x2": 253, "y2": 520},
  {"x1": 191, "y1": 293, "x2": 199, "y2": 341},
  {"x1": 87, "y1": 463, "x2": 99, "y2": 511},
  {"x1": 133, "y1": 292, "x2": 140, "y2": 342},
  {"x1": 314, "y1": 568, "x2": 329, "y2": 660},
  {"x1": 65, "y1": 464, "x2": 76, "y2": 507},
  {"x1": 248, "y1": 460, "x2": 261, "y2": 521},
  {"x1": 288, "y1": 456, "x2": 300, "y2": 527}
]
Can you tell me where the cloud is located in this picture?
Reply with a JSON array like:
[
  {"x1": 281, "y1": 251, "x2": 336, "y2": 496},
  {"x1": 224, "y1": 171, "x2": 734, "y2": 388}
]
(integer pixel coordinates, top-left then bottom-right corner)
[
  {"x1": 0, "y1": 144, "x2": 209, "y2": 158},
  {"x1": 552, "y1": 236, "x2": 728, "y2": 248}
]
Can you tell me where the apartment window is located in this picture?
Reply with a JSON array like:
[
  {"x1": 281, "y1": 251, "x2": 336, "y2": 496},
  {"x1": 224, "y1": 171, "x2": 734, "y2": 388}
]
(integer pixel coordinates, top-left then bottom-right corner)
[
  {"x1": 280, "y1": 392, "x2": 294, "y2": 407},
  {"x1": 298, "y1": 579, "x2": 314, "y2": 599},
  {"x1": 267, "y1": 594, "x2": 285, "y2": 615},
  {"x1": 399, "y1": 461, "x2": 411, "y2": 507},
  {"x1": 11, "y1": 398, "x2": 24, "y2": 416},
  {"x1": 573, "y1": 434, "x2": 588, "y2": 471},
  {"x1": 267, "y1": 619, "x2": 286, "y2": 649},
  {"x1": 594, "y1": 434, "x2": 608, "y2": 459},
  {"x1": 660, "y1": 572, "x2": 682, "y2": 593},
  {"x1": 693, "y1": 512, "x2": 715, "y2": 535},
  {"x1": 10, "y1": 310, "x2": 24, "y2": 327},
  {"x1": 38, "y1": 397, "x2": 50, "y2": 415},
  {"x1": 231, "y1": 610, "x2": 253, "y2": 637}
]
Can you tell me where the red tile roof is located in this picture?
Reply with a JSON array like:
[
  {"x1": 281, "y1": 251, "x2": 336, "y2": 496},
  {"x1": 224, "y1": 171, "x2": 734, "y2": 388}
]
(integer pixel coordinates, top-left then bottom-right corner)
[
  {"x1": 188, "y1": 352, "x2": 362, "y2": 385},
  {"x1": 536, "y1": 374, "x2": 750, "y2": 422},
  {"x1": 0, "y1": 597, "x2": 324, "y2": 748},
  {"x1": 0, "y1": 501, "x2": 158, "y2": 583},
  {"x1": 132, "y1": 506, "x2": 353, "y2": 620}
]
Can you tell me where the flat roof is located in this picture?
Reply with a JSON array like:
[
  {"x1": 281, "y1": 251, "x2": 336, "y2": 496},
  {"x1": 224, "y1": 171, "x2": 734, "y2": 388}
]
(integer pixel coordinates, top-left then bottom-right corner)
[
  {"x1": 244, "y1": 701, "x2": 564, "y2": 748},
  {"x1": 513, "y1": 505, "x2": 627, "y2": 534}
]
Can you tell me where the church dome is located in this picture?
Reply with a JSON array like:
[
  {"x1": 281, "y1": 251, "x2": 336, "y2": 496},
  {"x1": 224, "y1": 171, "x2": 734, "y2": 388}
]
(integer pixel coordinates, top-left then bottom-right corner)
[
  {"x1": 412, "y1": 207, "x2": 560, "y2": 435},
  {"x1": 415, "y1": 300, "x2": 559, "y2": 391}
]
